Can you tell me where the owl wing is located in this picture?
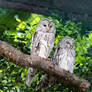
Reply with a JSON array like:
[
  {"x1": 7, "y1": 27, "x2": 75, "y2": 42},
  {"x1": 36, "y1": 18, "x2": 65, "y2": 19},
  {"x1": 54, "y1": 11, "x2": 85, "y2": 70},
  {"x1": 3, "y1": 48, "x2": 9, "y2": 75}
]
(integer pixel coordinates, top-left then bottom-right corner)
[
  {"x1": 31, "y1": 32, "x2": 41, "y2": 55},
  {"x1": 52, "y1": 44, "x2": 62, "y2": 64},
  {"x1": 52, "y1": 47, "x2": 58, "y2": 61}
]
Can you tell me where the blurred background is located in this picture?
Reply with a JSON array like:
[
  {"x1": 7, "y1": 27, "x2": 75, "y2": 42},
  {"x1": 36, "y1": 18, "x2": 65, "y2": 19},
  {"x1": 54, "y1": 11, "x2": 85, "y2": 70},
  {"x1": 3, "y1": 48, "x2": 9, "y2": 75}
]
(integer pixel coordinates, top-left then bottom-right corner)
[{"x1": 0, "y1": 5, "x2": 92, "y2": 92}]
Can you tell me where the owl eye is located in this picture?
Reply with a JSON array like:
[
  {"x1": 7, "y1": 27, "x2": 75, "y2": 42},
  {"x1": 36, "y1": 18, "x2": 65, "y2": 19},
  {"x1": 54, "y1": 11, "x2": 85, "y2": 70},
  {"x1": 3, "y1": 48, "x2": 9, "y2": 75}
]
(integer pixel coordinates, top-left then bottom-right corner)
[
  {"x1": 66, "y1": 41, "x2": 70, "y2": 44},
  {"x1": 43, "y1": 24, "x2": 46, "y2": 27},
  {"x1": 50, "y1": 25, "x2": 52, "y2": 28}
]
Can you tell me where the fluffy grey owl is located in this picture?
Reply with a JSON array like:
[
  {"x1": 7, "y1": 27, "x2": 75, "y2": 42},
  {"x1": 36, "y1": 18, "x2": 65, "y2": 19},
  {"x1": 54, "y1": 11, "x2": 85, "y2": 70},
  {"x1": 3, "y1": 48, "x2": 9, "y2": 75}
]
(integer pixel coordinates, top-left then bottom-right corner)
[
  {"x1": 26, "y1": 18, "x2": 56, "y2": 86},
  {"x1": 53, "y1": 36, "x2": 75, "y2": 73},
  {"x1": 37, "y1": 36, "x2": 75, "y2": 91}
]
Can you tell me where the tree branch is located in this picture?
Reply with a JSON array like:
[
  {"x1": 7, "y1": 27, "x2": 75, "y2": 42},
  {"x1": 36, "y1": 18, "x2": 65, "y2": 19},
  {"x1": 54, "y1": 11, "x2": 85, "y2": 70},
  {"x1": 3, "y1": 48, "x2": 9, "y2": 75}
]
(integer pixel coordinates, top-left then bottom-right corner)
[{"x1": 0, "y1": 40, "x2": 91, "y2": 92}]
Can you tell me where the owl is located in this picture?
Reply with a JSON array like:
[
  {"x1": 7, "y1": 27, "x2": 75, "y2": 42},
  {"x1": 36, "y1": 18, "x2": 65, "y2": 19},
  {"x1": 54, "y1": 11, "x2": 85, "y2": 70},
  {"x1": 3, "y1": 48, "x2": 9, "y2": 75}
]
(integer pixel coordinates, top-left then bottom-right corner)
[
  {"x1": 37, "y1": 36, "x2": 75, "y2": 91},
  {"x1": 53, "y1": 36, "x2": 75, "y2": 73},
  {"x1": 26, "y1": 18, "x2": 56, "y2": 86}
]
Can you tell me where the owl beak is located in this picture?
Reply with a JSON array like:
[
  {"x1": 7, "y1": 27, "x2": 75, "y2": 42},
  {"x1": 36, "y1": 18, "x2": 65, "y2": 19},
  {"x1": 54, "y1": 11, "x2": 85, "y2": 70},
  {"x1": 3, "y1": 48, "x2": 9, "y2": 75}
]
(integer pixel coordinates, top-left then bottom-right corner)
[
  {"x1": 70, "y1": 45, "x2": 73, "y2": 49},
  {"x1": 46, "y1": 30, "x2": 49, "y2": 32}
]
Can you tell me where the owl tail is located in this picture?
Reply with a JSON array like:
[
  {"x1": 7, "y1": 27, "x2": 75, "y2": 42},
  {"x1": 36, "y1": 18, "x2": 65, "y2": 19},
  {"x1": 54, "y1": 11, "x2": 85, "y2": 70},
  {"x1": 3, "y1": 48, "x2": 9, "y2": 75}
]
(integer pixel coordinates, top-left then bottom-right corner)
[
  {"x1": 36, "y1": 74, "x2": 54, "y2": 91},
  {"x1": 26, "y1": 68, "x2": 37, "y2": 86},
  {"x1": 36, "y1": 74, "x2": 49, "y2": 91}
]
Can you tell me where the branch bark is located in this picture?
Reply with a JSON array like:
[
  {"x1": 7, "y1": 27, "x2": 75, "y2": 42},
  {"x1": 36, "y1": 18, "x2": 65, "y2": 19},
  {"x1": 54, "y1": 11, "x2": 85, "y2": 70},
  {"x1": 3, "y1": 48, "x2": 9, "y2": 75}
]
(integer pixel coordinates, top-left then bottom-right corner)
[{"x1": 0, "y1": 40, "x2": 91, "y2": 92}]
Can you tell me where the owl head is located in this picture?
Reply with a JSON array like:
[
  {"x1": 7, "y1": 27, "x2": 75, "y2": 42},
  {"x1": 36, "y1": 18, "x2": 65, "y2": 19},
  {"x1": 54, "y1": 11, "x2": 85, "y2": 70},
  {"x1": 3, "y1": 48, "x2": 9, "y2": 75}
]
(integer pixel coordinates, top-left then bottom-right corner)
[
  {"x1": 59, "y1": 36, "x2": 75, "y2": 49},
  {"x1": 36, "y1": 18, "x2": 56, "y2": 34}
]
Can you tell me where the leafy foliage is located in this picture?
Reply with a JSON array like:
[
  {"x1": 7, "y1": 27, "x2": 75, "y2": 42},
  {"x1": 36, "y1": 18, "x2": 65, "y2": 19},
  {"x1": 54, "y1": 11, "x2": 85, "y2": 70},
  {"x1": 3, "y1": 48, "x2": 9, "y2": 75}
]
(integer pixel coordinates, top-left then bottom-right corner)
[{"x1": 0, "y1": 8, "x2": 92, "y2": 92}]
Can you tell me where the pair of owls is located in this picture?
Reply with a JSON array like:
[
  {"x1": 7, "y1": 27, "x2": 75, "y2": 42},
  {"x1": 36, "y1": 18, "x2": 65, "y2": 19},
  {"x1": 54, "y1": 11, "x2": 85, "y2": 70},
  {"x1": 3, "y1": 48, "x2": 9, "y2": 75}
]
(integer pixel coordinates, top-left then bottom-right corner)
[{"x1": 26, "y1": 18, "x2": 75, "y2": 86}]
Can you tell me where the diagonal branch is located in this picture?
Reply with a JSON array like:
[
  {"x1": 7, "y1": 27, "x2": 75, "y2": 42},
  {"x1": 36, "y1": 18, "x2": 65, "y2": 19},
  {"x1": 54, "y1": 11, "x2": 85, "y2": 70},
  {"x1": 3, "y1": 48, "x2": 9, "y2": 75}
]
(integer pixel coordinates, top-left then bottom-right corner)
[{"x1": 0, "y1": 40, "x2": 91, "y2": 92}]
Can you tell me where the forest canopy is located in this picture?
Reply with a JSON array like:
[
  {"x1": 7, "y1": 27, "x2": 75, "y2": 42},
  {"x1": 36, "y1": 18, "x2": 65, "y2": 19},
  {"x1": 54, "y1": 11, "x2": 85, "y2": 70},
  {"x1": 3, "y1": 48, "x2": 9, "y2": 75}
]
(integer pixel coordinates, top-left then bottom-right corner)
[{"x1": 0, "y1": 8, "x2": 92, "y2": 92}]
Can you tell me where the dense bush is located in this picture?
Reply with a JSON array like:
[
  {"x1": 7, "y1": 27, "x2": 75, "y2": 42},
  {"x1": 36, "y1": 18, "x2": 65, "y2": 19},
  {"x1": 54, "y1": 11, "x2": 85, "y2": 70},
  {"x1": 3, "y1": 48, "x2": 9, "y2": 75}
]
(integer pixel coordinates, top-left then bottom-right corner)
[{"x1": 0, "y1": 9, "x2": 92, "y2": 92}]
